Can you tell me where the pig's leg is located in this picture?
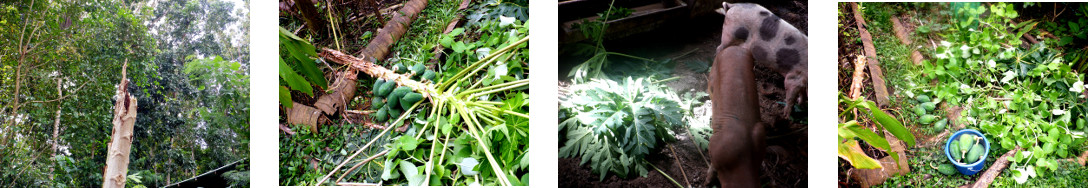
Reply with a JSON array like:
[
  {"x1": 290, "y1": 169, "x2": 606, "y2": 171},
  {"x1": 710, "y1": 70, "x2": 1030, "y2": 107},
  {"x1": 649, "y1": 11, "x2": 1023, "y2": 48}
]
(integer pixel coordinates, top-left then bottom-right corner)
[{"x1": 781, "y1": 70, "x2": 806, "y2": 119}]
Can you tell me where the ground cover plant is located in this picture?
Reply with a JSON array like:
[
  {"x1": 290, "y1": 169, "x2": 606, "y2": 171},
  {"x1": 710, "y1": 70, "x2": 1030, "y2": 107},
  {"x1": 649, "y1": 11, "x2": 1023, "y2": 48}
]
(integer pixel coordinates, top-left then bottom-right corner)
[
  {"x1": 278, "y1": 0, "x2": 529, "y2": 186},
  {"x1": 838, "y1": 2, "x2": 1088, "y2": 187},
  {"x1": 558, "y1": 1, "x2": 809, "y2": 187}
]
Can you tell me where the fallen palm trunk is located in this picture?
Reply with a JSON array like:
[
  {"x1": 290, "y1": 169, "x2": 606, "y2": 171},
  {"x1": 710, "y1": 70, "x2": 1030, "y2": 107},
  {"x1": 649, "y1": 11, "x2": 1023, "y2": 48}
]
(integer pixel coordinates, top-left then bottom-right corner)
[
  {"x1": 964, "y1": 146, "x2": 1020, "y2": 188},
  {"x1": 358, "y1": 0, "x2": 428, "y2": 61},
  {"x1": 287, "y1": 102, "x2": 329, "y2": 132},
  {"x1": 103, "y1": 60, "x2": 139, "y2": 188},
  {"x1": 312, "y1": 0, "x2": 428, "y2": 122}
]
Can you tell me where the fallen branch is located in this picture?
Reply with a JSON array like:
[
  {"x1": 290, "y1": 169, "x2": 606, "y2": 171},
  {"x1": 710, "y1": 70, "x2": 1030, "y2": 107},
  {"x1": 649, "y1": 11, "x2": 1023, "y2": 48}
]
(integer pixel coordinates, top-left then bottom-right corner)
[
  {"x1": 850, "y1": 2, "x2": 891, "y2": 106},
  {"x1": 966, "y1": 146, "x2": 1020, "y2": 188},
  {"x1": 279, "y1": 124, "x2": 296, "y2": 135}
]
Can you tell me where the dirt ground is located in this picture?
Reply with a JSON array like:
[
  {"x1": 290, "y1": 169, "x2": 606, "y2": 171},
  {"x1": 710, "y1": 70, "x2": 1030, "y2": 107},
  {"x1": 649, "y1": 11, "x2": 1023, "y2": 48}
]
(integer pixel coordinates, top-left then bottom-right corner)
[{"x1": 558, "y1": 1, "x2": 809, "y2": 187}]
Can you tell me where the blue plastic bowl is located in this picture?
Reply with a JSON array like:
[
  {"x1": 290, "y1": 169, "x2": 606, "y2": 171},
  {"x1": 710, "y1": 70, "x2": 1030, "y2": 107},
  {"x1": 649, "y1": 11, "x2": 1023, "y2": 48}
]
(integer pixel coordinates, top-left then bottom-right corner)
[{"x1": 944, "y1": 129, "x2": 990, "y2": 176}]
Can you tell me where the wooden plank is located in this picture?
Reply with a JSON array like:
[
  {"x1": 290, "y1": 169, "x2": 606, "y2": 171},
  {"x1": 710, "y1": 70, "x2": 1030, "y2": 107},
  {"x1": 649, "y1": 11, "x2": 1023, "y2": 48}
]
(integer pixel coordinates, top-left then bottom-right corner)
[{"x1": 850, "y1": 2, "x2": 890, "y2": 106}]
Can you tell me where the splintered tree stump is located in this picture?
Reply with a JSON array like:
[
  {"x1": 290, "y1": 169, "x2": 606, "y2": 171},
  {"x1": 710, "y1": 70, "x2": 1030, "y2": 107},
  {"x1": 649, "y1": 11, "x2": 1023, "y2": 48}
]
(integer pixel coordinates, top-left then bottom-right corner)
[
  {"x1": 850, "y1": 2, "x2": 891, "y2": 106},
  {"x1": 103, "y1": 60, "x2": 139, "y2": 188}
]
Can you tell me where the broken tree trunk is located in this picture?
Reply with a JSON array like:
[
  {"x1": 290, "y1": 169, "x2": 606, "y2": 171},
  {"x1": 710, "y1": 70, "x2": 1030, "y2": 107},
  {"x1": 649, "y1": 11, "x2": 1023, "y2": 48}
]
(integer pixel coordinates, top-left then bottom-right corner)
[
  {"x1": 102, "y1": 60, "x2": 139, "y2": 188},
  {"x1": 311, "y1": 0, "x2": 428, "y2": 122},
  {"x1": 850, "y1": 2, "x2": 891, "y2": 107},
  {"x1": 287, "y1": 102, "x2": 329, "y2": 132}
]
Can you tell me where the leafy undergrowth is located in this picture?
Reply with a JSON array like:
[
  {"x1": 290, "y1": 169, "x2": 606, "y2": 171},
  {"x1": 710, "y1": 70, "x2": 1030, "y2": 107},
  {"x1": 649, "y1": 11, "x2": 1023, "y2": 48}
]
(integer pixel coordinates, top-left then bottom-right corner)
[
  {"x1": 280, "y1": 0, "x2": 530, "y2": 186},
  {"x1": 846, "y1": 2, "x2": 1088, "y2": 186}
]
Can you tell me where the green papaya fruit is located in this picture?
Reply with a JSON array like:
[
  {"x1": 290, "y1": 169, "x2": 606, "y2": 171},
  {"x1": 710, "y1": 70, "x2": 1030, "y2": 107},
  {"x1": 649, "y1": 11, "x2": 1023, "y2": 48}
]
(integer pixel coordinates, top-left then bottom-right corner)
[
  {"x1": 387, "y1": 105, "x2": 402, "y2": 120},
  {"x1": 965, "y1": 143, "x2": 985, "y2": 164},
  {"x1": 388, "y1": 86, "x2": 410, "y2": 108},
  {"x1": 372, "y1": 79, "x2": 385, "y2": 94},
  {"x1": 917, "y1": 95, "x2": 931, "y2": 103},
  {"x1": 914, "y1": 105, "x2": 926, "y2": 116},
  {"x1": 372, "y1": 107, "x2": 388, "y2": 122},
  {"x1": 411, "y1": 63, "x2": 425, "y2": 75},
  {"x1": 959, "y1": 134, "x2": 974, "y2": 154},
  {"x1": 938, "y1": 163, "x2": 956, "y2": 175},
  {"x1": 950, "y1": 141, "x2": 962, "y2": 162},
  {"x1": 394, "y1": 63, "x2": 408, "y2": 74},
  {"x1": 422, "y1": 70, "x2": 436, "y2": 81},
  {"x1": 400, "y1": 92, "x2": 424, "y2": 110},
  {"x1": 934, "y1": 119, "x2": 948, "y2": 130},
  {"x1": 371, "y1": 97, "x2": 385, "y2": 110},
  {"x1": 922, "y1": 102, "x2": 937, "y2": 112},
  {"x1": 1078, "y1": 118, "x2": 1085, "y2": 130},
  {"x1": 378, "y1": 81, "x2": 395, "y2": 96},
  {"x1": 920, "y1": 114, "x2": 936, "y2": 124}
]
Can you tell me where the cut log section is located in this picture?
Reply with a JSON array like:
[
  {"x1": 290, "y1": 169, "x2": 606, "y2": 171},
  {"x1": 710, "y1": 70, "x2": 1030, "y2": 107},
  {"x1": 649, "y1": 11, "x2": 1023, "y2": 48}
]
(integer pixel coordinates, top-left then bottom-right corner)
[
  {"x1": 287, "y1": 102, "x2": 329, "y2": 132},
  {"x1": 850, "y1": 2, "x2": 891, "y2": 106}
]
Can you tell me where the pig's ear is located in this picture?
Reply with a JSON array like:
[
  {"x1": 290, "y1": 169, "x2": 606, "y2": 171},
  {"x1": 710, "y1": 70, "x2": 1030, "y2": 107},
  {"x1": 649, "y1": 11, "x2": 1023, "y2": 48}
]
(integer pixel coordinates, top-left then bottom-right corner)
[{"x1": 717, "y1": 2, "x2": 729, "y2": 15}]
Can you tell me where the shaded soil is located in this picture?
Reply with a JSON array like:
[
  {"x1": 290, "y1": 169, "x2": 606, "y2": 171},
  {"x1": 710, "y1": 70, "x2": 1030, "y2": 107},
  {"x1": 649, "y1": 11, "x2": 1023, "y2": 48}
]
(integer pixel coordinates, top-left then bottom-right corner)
[{"x1": 558, "y1": 1, "x2": 808, "y2": 187}]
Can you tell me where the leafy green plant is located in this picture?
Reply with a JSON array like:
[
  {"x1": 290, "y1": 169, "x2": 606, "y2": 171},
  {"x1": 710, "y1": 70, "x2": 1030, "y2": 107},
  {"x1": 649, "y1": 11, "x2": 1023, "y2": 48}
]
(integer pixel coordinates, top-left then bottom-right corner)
[
  {"x1": 566, "y1": 0, "x2": 653, "y2": 83},
  {"x1": 909, "y1": 3, "x2": 1088, "y2": 183},
  {"x1": 839, "y1": 94, "x2": 916, "y2": 169},
  {"x1": 558, "y1": 77, "x2": 684, "y2": 181},
  {"x1": 279, "y1": 27, "x2": 328, "y2": 108}
]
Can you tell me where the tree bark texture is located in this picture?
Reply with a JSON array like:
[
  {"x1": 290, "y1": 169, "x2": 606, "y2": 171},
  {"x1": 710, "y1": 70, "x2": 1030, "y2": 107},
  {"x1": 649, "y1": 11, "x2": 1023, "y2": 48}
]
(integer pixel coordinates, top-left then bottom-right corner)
[
  {"x1": 102, "y1": 60, "x2": 138, "y2": 188},
  {"x1": 357, "y1": 0, "x2": 429, "y2": 61}
]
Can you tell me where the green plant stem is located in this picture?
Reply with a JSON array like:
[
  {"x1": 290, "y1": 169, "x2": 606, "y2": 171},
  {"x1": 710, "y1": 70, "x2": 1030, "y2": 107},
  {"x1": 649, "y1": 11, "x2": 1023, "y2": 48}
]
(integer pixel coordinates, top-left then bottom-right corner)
[
  {"x1": 441, "y1": 36, "x2": 530, "y2": 92},
  {"x1": 315, "y1": 102, "x2": 424, "y2": 186},
  {"x1": 455, "y1": 103, "x2": 511, "y2": 186},
  {"x1": 467, "y1": 102, "x2": 529, "y2": 119},
  {"x1": 464, "y1": 79, "x2": 529, "y2": 99},
  {"x1": 647, "y1": 161, "x2": 683, "y2": 188}
]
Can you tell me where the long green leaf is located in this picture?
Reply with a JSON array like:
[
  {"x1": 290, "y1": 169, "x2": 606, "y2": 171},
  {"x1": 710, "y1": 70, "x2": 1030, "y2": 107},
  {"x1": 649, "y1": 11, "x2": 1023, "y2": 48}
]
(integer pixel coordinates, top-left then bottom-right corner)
[
  {"x1": 861, "y1": 100, "x2": 916, "y2": 146},
  {"x1": 279, "y1": 58, "x2": 313, "y2": 96}
]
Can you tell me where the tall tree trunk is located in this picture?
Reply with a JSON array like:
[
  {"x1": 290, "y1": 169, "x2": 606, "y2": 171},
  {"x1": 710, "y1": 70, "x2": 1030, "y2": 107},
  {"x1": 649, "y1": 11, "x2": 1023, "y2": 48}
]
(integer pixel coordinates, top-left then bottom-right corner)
[
  {"x1": 102, "y1": 60, "x2": 138, "y2": 188},
  {"x1": 51, "y1": 77, "x2": 62, "y2": 181}
]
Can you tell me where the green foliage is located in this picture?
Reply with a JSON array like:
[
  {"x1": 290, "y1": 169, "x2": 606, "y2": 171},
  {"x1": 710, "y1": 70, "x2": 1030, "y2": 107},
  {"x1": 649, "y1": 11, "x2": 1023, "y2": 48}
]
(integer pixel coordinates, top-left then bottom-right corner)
[
  {"x1": 839, "y1": 94, "x2": 916, "y2": 169},
  {"x1": 1, "y1": 0, "x2": 249, "y2": 187},
  {"x1": 279, "y1": 26, "x2": 327, "y2": 105},
  {"x1": 859, "y1": 2, "x2": 1088, "y2": 184},
  {"x1": 558, "y1": 77, "x2": 684, "y2": 181}
]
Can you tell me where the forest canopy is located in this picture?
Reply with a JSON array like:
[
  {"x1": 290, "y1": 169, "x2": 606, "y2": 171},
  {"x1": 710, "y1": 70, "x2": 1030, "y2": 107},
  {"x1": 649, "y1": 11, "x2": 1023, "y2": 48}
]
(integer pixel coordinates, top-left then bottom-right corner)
[{"x1": 0, "y1": 0, "x2": 250, "y2": 187}]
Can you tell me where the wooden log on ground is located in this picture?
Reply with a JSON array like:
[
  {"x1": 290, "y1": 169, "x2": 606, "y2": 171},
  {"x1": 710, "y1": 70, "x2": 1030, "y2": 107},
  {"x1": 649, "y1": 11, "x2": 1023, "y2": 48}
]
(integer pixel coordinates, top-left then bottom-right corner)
[
  {"x1": 311, "y1": 0, "x2": 428, "y2": 121},
  {"x1": 850, "y1": 2, "x2": 891, "y2": 106},
  {"x1": 965, "y1": 146, "x2": 1020, "y2": 188},
  {"x1": 287, "y1": 102, "x2": 328, "y2": 132},
  {"x1": 103, "y1": 60, "x2": 139, "y2": 188},
  {"x1": 357, "y1": 0, "x2": 429, "y2": 61}
]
